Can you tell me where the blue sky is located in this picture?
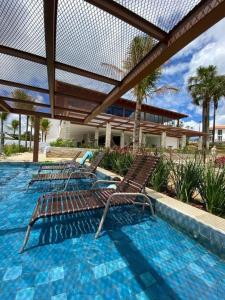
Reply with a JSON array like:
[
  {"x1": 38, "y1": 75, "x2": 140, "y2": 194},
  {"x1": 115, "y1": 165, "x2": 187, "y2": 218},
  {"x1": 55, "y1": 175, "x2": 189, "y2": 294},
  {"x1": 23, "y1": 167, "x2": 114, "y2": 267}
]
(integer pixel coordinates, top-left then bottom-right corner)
[{"x1": 148, "y1": 17, "x2": 225, "y2": 130}]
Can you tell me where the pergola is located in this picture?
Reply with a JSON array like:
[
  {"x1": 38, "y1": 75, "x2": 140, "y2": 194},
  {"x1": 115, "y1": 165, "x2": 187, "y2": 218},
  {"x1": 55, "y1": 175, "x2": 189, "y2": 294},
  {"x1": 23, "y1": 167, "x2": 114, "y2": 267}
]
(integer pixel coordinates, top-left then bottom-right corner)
[{"x1": 0, "y1": 0, "x2": 224, "y2": 160}]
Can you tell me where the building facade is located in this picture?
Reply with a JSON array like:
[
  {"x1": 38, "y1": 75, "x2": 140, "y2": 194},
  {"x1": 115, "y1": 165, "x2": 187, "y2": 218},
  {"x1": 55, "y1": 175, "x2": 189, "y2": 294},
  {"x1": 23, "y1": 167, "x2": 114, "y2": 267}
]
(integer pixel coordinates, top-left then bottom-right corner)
[
  {"x1": 57, "y1": 102, "x2": 194, "y2": 149},
  {"x1": 209, "y1": 126, "x2": 225, "y2": 142}
]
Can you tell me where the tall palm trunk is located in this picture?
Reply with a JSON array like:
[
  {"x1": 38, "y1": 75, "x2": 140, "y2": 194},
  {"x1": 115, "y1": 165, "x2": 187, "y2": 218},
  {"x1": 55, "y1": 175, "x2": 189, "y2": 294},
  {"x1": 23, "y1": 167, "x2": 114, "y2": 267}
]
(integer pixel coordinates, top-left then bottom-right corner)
[
  {"x1": 133, "y1": 99, "x2": 142, "y2": 153},
  {"x1": 18, "y1": 114, "x2": 21, "y2": 148},
  {"x1": 202, "y1": 99, "x2": 210, "y2": 150},
  {"x1": 25, "y1": 116, "x2": 29, "y2": 149},
  {"x1": 212, "y1": 99, "x2": 217, "y2": 145}
]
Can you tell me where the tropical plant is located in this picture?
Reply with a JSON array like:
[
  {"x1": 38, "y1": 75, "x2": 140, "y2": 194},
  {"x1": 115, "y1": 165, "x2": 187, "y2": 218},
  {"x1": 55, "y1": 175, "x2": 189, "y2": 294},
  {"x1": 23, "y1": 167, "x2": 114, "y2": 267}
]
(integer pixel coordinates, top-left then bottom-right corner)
[
  {"x1": 11, "y1": 119, "x2": 19, "y2": 136},
  {"x1": 3, "y1": 143, "x2": 26, "y2": 156},
  {"x1": 92, "y1": 149, "x2": 134, "y2": 176},
  {"x1": 11, "y1": 89, "x2": 34, "y2": 148},
  {"x1": 169, "y1": 159, "x2": 202, "y2": 203},
  {"x1": 40, "y1": 118, "x2": 51, "y2": 142},
  {"x1": 50, "y1": 138, "x2": 75, "y2": 147},
  {"x1": 150, "y1": 158, "x2": 170, "y2": 192},
  {"x1": 199, "y1": 166, "x2": 225, "y2": 215},
  {"x1": 211, "y1": 75, "x2": 225, "y2": 144},
  {"x1": 102, "y1": 35, "x2": 178, "y2": 153},
  {"x1": 0, "y1": 112, "x2": 9, "y2": 152},
  {"x1": 188, "y1": 65, "x2": 217, "y2": 149}
]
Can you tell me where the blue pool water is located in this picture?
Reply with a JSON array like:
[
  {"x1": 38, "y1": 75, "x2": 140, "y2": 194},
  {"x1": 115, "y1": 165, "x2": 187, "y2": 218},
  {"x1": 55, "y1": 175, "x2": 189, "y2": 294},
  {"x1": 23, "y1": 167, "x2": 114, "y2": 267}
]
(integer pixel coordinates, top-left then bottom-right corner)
[{"x1": 0, "y1": 163, "x2": 225, "y2": 300}]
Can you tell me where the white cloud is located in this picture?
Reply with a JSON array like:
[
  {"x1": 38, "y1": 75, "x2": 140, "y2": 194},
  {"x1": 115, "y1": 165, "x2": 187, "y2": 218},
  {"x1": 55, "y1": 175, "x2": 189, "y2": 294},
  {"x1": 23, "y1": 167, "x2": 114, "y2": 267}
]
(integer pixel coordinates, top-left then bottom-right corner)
[
  {"x1": 163, "y1": 62, "x2": 189, "y2": 76},
  {"x1": 183, "y1": 120, "x2": 201, "y2": 131}
]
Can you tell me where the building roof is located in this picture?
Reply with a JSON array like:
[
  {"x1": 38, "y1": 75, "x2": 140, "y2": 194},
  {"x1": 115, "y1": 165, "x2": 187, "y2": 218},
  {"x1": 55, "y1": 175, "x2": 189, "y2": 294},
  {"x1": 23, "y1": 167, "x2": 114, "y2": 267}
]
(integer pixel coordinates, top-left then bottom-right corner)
[
  {"x1": 54, "y1": 81, "x2": 187, "y2": 120},
  {"x1": 210, "y1": 125, "x2": 225, "y2": 129},
  {"x1": 0, "y1": 0, "x2": 225, "y2": 124}
]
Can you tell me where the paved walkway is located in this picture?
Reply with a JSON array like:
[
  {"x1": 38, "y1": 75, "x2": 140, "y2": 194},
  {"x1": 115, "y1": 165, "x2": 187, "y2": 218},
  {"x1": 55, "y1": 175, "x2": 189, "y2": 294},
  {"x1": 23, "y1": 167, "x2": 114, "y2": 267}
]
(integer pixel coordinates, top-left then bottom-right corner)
[{"x1": 0, "y1": 152, "x2": 71, "y2": 162}]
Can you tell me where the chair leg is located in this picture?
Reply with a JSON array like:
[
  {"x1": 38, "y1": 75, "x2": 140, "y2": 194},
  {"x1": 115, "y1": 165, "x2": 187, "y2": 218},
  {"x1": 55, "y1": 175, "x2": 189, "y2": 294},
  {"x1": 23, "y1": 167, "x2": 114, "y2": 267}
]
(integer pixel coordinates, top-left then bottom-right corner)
[
  {"x1": 26, "y1": 181, "x2": 33, "y2": 192},
  {"x1": 95, "y1": 197, "x2": 111, "y2": 239},
  {"x1": 19, "y1": 224, "x2": 32, "y2": 253}
]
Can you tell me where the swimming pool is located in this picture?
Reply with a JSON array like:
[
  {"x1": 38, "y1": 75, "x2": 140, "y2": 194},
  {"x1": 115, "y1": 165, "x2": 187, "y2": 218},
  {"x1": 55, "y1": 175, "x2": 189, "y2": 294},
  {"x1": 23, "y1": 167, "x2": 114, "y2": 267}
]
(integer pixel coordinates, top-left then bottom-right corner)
[{"x1": 0, "y1": 163, "x2": 225, "y2": 299}]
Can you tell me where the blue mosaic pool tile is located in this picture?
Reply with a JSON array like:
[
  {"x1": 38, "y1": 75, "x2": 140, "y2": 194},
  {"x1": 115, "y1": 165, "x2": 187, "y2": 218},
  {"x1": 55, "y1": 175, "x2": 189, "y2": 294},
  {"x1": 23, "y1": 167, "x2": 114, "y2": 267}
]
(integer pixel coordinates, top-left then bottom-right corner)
[
  {"x1": 34, "y1": 271, "x2": 49, "y2": 285},
  {"x1": 1, "y1": 164, "x2": 225, "y2": 299},
  {"x1": 52, "y1": 292, "x2": 67, "y2": 300},
  {"x1": 33, "y1": 284, "x2": 51, "y2": 300},
  {"x1": 201, "y1": 253, "x2": 218, "y2": 266},
  {"x1": 3, "y1": 265, "x2": 22, "y2": 281},
  {"x1": 139, "y1": 272, "x2": 156, "y2": 288},
  {"x1": 16, "y1": 287, "x2": 34, "y2": 300},
  {"x1": 50, "y1": 266, "x2": 64, "y2": 282},
  {"x1": 188, "y1": 262, "x2": 205, "y2": 275},
  {"x1": 93, "y1": 263, "x2": 107, "y2": 279}
]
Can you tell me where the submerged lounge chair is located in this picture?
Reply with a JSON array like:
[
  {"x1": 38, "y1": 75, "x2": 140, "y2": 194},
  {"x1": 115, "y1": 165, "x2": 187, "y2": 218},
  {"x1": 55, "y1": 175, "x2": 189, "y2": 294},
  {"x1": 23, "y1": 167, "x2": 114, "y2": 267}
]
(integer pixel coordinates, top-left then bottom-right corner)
[
  {"x1": 27, "y1": 152, "x2": 105, "y2": 191},
  {"x1": 20, "y1": 154, "x2": 159, "y2": 252},
  {"x1": 37, "y1": 150, "x2": 92, "y2": 173}
]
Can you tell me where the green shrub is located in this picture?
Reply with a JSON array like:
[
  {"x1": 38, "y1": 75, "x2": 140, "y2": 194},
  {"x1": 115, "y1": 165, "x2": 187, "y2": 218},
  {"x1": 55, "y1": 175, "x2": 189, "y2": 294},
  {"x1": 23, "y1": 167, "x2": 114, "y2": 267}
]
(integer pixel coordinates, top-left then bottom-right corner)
[
  {"x1": 3, "y1": 144, "x2": 27, "y2": 156},
  {"x1": 150, "y1": 158, "x2": 170, "y2": 192},
  {"x1": 169, "y1": 159, "x2": 202, "y2": 203},
  {"x1": 50, "y1": 138, "x2": 75, "y2": 147},
  {"x1": 199, "y1": 167, "x2": 225, "y2": 216},
  {"x1": 92, "y1": 150, "x2": 134, "y2": 176}
]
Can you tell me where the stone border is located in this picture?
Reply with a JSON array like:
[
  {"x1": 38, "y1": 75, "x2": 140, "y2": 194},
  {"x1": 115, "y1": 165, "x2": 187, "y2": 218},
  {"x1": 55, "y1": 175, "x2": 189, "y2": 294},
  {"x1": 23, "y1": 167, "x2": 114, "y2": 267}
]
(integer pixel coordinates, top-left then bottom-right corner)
[{"x1": 97, "y1": 166, "x2": 225, "y2": 258}]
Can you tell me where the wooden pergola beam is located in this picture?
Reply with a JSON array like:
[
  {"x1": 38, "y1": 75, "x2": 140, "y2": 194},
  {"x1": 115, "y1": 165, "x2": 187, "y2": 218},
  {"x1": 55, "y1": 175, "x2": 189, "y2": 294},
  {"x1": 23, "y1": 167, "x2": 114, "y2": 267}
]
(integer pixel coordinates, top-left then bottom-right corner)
[
  {"x1": 44, "y1": 0, "x2": 57, "y2": 117},
  {"x1": 0, "y1": 79, "x2": 49, "y2": 94},
  {"x1": 0, "y1": 45, "x2": 46, "y2": 64},
  {"x1": 0, "y1": 99, "x2": 11, "y2": 112},
  {"x1": 86, "y1": 0, "x2": 167, "y2": 40},
  {"x1": 85, "y1": 0, "x2": 225, "y2": 124},
  {"x1": 55, "y1": 62, "x2": 118, "y2": 85},
  {"x1": 0, "y1": 96, "x2": 49, "y2": 108}
]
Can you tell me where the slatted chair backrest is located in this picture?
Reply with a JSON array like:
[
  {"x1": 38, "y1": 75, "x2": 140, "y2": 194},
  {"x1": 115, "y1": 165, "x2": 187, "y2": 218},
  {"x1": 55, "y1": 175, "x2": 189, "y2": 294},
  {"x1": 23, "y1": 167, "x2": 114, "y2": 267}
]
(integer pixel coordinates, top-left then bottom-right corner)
[
  {"x1": 89, "y1": 152, "x2": 105, "y2": 172},
  {"x1": 116, "y1": 154, "x2": 160, "y2": 193}
]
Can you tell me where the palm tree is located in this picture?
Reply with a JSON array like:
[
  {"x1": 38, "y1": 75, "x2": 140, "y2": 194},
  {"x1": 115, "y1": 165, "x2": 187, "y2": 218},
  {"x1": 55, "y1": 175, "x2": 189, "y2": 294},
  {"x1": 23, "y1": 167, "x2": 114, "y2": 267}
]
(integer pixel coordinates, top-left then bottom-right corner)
[
  {"x1": 11, "y1": 89, "x2": 34, "y2": 148},
  {"x1": 11, "y1": 119, "x2": 19, "y2": 136},
  {"x1": 40, "y1": 118, "x2": 51, "y2": 142},
  {"x1": 0, "y1": 112, "x2": 9, "y2": 152},
  {"x1": 211, "y1": 76, "x2": 225, "y2": 145},
  {"x1": 103, "y1": 35, "x2": 177, "y2": 152},
  {"x1": 188, "y1": 66, "x2": 217, "y2": 150}
]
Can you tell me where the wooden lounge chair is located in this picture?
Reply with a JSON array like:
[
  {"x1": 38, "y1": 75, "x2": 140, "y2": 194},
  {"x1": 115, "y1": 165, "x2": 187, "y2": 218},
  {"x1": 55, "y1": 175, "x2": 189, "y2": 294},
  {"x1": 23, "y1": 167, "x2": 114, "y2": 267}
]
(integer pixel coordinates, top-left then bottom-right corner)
[
  {"x1": 27, "y1": 152, "x2": 105, "y2": 191},
  {"x1": 20, "y1": 154, "x2": 159, "y2": 252},
  {"x1": 38, "y1": 151, "x2": 81, "y2": 173}
]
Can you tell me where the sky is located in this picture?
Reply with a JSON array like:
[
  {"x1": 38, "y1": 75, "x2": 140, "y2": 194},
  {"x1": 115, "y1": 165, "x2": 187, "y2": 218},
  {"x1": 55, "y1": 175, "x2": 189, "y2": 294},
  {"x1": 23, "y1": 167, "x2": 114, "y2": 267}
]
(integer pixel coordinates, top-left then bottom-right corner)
[
  {"x1": 149, "y1": 17, "x2": 225, "y2": 130},
  {"x1": 1, "y1": 1, "x2": 225, "y2": 133}
]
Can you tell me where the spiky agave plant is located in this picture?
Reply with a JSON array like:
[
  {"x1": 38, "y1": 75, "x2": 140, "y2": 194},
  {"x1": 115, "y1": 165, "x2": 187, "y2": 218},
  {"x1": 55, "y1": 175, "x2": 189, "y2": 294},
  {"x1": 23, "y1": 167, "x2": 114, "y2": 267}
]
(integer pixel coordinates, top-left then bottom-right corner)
[
  {"x1": 169, "y1": 159, "x2": 202, "y2": 203},
  {"x1": 199, "y1": 166, "x2": 225, "y2": 215}
]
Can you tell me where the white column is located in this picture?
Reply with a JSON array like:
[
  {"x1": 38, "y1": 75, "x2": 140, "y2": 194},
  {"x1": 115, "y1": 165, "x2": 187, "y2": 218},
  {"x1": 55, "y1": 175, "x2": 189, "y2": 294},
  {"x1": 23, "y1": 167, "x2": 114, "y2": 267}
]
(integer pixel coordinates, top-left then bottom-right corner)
[
  {"x1": 161, "y1": 131, "x2": 166, "y2": 148},
  {"x1": 139, "y1": 127, "x2": 143, "y2": 146},
  {"x1": 105, "y1": 122, "x2": 111, "y2": 148},
  {"x1": 94, "y1": 127, "x2": 99, "y2": 147},
  {"x1": 120, "y1": 131, "x2": 125, "y2": 148},
  {"x1": 181, "y1": 134, "x2": 186, "y2": 149}
]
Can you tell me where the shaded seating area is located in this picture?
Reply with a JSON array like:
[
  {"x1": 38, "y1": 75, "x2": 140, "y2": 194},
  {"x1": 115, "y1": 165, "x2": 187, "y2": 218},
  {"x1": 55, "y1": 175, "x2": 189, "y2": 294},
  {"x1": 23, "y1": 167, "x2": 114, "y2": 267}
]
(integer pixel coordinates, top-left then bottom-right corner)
[
  {"x1": 20, "y1": 154, "x2": 159, "y2": 252},
  {"x1": 27, "y1": 151, "x2": 105, "y2": 190}
]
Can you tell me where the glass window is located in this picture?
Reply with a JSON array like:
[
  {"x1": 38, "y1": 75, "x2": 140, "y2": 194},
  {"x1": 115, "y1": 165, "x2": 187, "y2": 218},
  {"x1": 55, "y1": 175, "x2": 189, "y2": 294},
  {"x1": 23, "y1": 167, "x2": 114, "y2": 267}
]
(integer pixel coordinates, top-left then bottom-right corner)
[{"x1": 218, "y1": 129, "x2": 222, "y2": 136}]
